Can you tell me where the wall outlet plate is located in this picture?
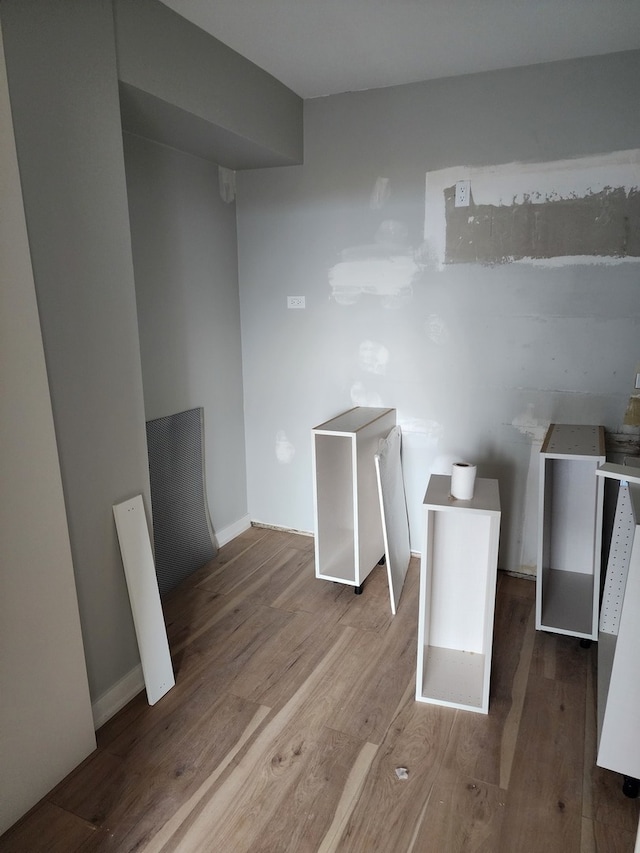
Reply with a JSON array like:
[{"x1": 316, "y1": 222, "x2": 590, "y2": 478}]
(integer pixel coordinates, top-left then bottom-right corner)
[
  {"x1": 455, "y1": 180, "x2": 470, "y2": 207},
  {"x1": 287, "y1": 296, "x2": 305, "y2": 309}
]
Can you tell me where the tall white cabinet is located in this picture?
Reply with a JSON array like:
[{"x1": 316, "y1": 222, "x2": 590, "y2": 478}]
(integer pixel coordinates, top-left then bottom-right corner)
[
  {"x1": 536, "y1": 424, "x2": 605, "y2": 641},
  {"x1": 312, "y1": 407, "x2": 396, "y2": 590},
  {"x1": 416, "y1": 475, "x2": 501, "y2": 714},
  {"x1": 596, "y1": 466, "x2": 640, "y2": 796}
]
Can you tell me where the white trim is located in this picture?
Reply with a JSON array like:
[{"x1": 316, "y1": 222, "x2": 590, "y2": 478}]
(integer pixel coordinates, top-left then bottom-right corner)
[
  {"x1": 215, "y1": 514, "x2": 252, "y2": 547},
  {"x1": 91, "y1": 664, "x2": 144, "y2": 730}
]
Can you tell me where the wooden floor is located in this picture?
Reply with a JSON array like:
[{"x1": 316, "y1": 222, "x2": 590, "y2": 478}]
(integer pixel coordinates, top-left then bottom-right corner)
[{"x1": 2, "y1": 526, "x2": 638, "y2": 852}]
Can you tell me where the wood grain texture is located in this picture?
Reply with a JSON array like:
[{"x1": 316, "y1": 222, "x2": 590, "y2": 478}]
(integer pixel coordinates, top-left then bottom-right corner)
[{"x1": 1, "y1": 528, "x2": 638, "y2": 853}]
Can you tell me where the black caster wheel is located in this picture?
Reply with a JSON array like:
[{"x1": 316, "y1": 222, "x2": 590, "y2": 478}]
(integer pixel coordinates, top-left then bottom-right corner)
[
  {"x1": 378, "y1": 554, "x2": 386, "y2": 565},
  {"x1": 622, "y1": 776, "x2": 639, "y2": 798},
  {"x1": 579, "y1": 639, "x2": 592, "y2": 649},
  {"x1": 354, "y1": 584, "x2": 363, "y2": 595}
]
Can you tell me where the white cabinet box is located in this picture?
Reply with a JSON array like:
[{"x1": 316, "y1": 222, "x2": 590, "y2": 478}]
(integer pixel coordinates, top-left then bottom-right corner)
[
  {"x1": 312, "y1": 407, "x2": 396, "y2": 589},
  {"x1": 416, "y1": 474, "x2": 501, "y2": 714},
  {"x1": 536, "y1": 424, "x2": 605, "y2": 641},
  {"x1": 597, "y1": 474, "x2": 640, "y2": 793}
]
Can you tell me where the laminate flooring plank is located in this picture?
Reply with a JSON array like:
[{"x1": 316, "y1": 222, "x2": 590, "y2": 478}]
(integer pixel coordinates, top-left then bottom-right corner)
[
  {"x1": 3, "y1": 529, "x2": 639, "y2": 853},
  {"x1": 271, "y1": 562, "x2": 351, "y2": 619},
  {"x1": 163, "y1": 524, "x2": 269, "y2": 594},
  {"x1": 335, "y1": 690, "x2": 456, "y2": 853},
  {"x1": 48, "y1": 749, "x2": 124, "y2": 826},
  {"x1": 589, "y1": 820, "x2": 638, "y2": 853},
  {"x1": 140, "y1": 626, "x2": 366, "y2": 852},
  {"x1": 165, "y1": 545, "x2": 312, "y2": 650},
  {"x1": 174, "y1": 602, "x2": 295, "y2": 692},
  {"x1": 411, "y1": 768, "x2": 506, "y2": 853},
  {"x1": 498, "y1": 637, "x2": 587, "y2": 852},
  {"x1": 95, "y1": 690, "x2": 150, "y2": 750},
  {"x1": 228, "y1": 608, "x2": 350, "y2": 710},
  {"x1": 232, "y1": 727, "x2": 372, "y2": 853},
  {"x1": 338, "y1": 559, "x2": 419, "y2": 634},
  {"x1": 57, "y1": 693, "x2": 265, "y2": 852},
  {"x1": 0, "y1": 801, "x2": 97, "y2": 853},
  {"x1": 531, "y1": 626, "x2": 590, "y2": 686},
  {"x1": 196, "y1": 530, "x2": 297, "y2": 597},
  {"x1": 337, "y1": 564, "x2": 398, "y2": 633},
  {"x1": 442, "y1": 577, "x2": 535, "y2": 788},
  {"x1": 324, "y1": 606, "x2": 419, "y2": 745}
]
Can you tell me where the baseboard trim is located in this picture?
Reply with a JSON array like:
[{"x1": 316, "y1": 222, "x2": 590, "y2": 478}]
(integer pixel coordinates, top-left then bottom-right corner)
[
  {"x1": 250, "y1": 520, "x2": 313, "y2": 537},
  {"x1": 215, "y1": 514, "x2": 252, "y2": 548},
  {"x1": 91, "y1": 664, "x2": 144, "y2": 730}
]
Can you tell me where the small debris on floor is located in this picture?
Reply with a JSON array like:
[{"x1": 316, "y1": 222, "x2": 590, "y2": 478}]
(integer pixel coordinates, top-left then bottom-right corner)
[{"x1": 395, "y1": 767, "x2": 409, "y2": 780}]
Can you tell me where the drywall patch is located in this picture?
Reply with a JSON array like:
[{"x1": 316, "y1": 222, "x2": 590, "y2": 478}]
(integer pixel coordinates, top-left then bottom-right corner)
[
  {"x1": 329, "y1": 219, "x2": 419, "y2": 307},
  {"x1": 275, "y1": 430, "x2": 295, "y2": 463},
  {"x1": 445, "y1": 186, "x2": 640, "y2": 265},
  {"x1": 425, "y1": 150, "x2": 640, "y2": 269},
  {"x1": 358, "y1": 339, "x2": 389, "y2": 374},
  {"x1": 425, "y1": 314, "x2": 450, "y2": 346},
  {"x1": 350, "y1": 382, "x2": 383, "y2": 407},
  {"x1": 370, "y1": 177, "x2": 390, "y2": 209}
]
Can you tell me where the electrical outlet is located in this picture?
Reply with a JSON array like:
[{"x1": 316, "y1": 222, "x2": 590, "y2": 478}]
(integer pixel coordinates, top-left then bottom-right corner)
[
  {"x1": 287, "y1": 296, "x2": 305, "y2": 309},
  {"x1": 455, "y1": 180, "x2": 471, "y2": 208}
]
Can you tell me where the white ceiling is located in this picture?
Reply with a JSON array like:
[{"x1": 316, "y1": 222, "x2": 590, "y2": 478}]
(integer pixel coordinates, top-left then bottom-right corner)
[{"x1": 160, "y1": 0, "x2": 640, "y2": 99}]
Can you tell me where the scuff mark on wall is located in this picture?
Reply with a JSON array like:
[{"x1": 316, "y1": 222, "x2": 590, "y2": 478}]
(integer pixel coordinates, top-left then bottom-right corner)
[{"x1": 425, "y1": 149, "x2": 640, "y2": 269}]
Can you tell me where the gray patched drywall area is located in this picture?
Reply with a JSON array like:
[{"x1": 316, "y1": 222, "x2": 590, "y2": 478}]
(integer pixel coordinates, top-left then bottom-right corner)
[
  {"x1": 424, "y1": 150, "x2": 640, "y2": 269},
  {"x1": 444, "y1": 185, "x2": 640, "y2": 264}
]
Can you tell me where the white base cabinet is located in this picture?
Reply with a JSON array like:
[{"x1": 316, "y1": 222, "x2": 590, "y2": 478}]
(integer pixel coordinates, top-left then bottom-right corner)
[
  {"x1": 536, "y1": 424, "x2": 605, "y2": 640},
  {"x1": 312, "y1": 407, "x2": 396, "y2": 588},
  {"x1": 416, "y1": 474, "x2": 501, "y2": 714},
  {"x1": 597, "y1": 478, "x2": 640, "y2": 788}
]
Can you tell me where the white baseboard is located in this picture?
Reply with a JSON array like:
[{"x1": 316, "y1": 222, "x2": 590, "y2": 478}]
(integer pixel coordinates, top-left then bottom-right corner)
[
  {"x1": 91, "y1": 663, "x2": 144, "y2": 730},
  {"x1": 215, "y1": 514, "x2": 252, "y2": 548}
]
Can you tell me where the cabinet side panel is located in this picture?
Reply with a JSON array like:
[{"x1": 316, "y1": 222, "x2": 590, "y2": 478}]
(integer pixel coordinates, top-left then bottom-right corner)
[
  {"x1": 429, "y1": 512, "x2": 491, "y2": 653},
  {"x1": 354, "y1": 412, "x2": 394, "y2": 579},
  {"x1": 548, "y1": 458, "x2": 598, "y2": 574},
  {"x1": 313, "y1": 433, "x2": 355, "y2": 581}
]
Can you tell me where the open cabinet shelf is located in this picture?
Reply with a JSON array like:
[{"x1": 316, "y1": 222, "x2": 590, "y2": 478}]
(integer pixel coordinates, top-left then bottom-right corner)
[
  {"x1": 416, "y1": 475, "x2": 501, "y2": 714},
  {"x1": 312, "y1": 407, "x2": 396, "y2": 588},
  {"x1": 536, "y1": 424, "x2": 605, "y2": 641}
]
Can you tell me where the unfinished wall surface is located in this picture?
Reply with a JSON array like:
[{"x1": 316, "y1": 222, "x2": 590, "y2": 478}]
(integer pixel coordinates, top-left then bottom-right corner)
[
  {"x1": 237, "y1": 51, "x2": 640, "y2": 572},
  {"x1": 124, "y1": 134, "x2": 248, "y2": 543}
]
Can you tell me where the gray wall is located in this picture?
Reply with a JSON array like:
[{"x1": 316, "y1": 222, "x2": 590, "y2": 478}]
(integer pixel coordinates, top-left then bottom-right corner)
[
  {"x1": 1, "y1": 0, "x2": 148, "y2": 701},
  {"x1": 124, "y1": 134, "x2": 248, "y2": 537},
  {"x1": 0, "y1": 24, "x2": 95, "y2": 831},
  {"x1": 114, "y1": 0, "x2": 303, "y2": 168},
  {"x1": 237, "y1": 51, "x2": 640, "y2": 571},
  {"x1": 1, "y1": 0, "x2": 300, "y2": 712}
]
